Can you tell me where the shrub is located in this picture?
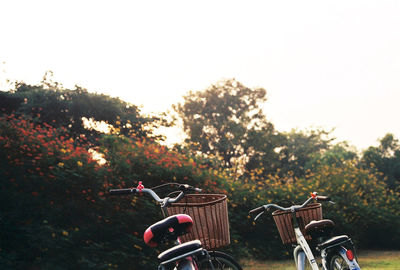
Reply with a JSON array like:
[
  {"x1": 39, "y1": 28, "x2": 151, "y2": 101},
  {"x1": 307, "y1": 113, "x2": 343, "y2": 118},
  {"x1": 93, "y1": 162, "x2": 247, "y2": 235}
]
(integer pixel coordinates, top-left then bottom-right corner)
[
  {"x1": 227, "y1": 162, "x2": 400, "y2": 259},
  {"x1": 0, "y1": 115, "x2": 227, "y2": 269}
]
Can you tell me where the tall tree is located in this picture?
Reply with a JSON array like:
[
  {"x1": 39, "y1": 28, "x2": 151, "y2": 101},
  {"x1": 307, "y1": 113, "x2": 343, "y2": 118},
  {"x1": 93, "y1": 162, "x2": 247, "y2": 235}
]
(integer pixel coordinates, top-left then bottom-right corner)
[{"x1": 174, "y1": 79, "x2": 279, "y2": 171}]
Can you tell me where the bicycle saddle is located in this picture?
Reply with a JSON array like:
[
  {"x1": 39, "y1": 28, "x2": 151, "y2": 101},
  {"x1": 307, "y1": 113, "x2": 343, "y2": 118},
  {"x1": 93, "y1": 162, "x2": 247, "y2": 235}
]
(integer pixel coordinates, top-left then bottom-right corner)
[
  {"x1": 144, "y1": 214, "x2": 193, "y2": 247},
  {"x1": 305, "y1": 219, "x2": 335, "y2": 239}
]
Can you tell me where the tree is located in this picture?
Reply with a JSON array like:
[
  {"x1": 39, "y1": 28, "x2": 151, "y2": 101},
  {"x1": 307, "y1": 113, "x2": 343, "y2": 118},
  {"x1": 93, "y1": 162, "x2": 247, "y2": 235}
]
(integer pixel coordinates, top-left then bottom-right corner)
[
  {"x1": 0, "y1": 91, "x2": 23, "y2": 112},
  {"x1": 361, "y1": 133, "x2": 400, "y2": 190},
  {"x1": 174, "y1": 79, "x2": 279, "y2": 171},
  {"x1": 306, "y1": 142, "x2": 358, "y2": 170},
  {"x1": 243, "y1": 126, "x2": 284, "y2": 176},
  {"x1": 0, "y1": 76, "x2": 165, "y2": 144},
  {"x1": 276, "y1": 129, "x2": 334, "y2": 179}
]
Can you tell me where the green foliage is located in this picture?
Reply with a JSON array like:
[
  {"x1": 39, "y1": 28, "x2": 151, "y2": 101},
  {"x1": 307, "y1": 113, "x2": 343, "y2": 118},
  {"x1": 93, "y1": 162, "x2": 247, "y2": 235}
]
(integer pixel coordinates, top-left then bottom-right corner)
[
  {"x1": 98, "y1": 133, "x2": 228, "y2": 194},
  {"x1": 361, "y1": 133, "x2": 400, "y2": 191},
  {"x1": 276, "y1": 129, "x2": 334, "y2": 179},
  {"x1": 0, "y1": 114, "x2": 225, "y2": 269},
  {"x1": 227, "y1": 161, "x2": 400, "y2": 260},
  {"x1": 301, "y1": 162, "x2": 400, "y2": 248},
  {"x1": 306, "y1": 142, "x2": 358, "y2": 169},
  {"x1": 2, "y1": 75, "x2": 400, "y2": 268},
  {"x1": 0, "y1": 114, "x2": 110, "y2": 269},
  {"x1": 243, "y1": 126, "x2": 284, "y2": 177}
]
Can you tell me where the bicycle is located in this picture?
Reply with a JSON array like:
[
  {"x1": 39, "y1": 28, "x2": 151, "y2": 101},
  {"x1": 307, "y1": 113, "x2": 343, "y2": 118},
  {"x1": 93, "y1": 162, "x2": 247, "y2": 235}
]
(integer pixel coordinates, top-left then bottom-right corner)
[
  {"x1": 249, "y1": 192, "x2": 361, "y2": 270},
  {"x1": 110, "y1": 182, "x2": 242, "y2": 270}
]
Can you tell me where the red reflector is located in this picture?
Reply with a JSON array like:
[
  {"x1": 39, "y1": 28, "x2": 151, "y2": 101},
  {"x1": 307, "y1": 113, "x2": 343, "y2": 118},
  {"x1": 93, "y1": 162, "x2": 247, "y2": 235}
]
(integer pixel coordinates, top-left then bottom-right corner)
[{"x1": 346, "y1": 250, "x2": 354, "y2": 261}]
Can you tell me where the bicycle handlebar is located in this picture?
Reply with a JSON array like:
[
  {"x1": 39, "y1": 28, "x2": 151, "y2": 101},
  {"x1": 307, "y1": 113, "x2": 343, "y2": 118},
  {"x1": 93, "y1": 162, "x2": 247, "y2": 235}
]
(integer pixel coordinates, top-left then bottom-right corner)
[
  {"x1": 249, "y1": 192, "x2": 332, "y2": 221},
  {"x1": 109, "y1": 188, "x2": 137, "y2": 195},
  {"x1": 109, "y1": 183, "x2": 202, "y2": 207}
]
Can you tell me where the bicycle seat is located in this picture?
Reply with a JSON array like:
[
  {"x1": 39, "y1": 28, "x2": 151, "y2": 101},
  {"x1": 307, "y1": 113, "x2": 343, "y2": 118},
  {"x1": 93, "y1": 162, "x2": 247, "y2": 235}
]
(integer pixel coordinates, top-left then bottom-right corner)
[
  {"x1": 305, "y1": 219, "x2": 335, "y2": 235},
  {"x1": 305, "y1": 219, "x2": 335, "y2": 241},
  {"x1": 144, "y1": 214, "x2": 193, "y2": 247},
  {"x1": 158, "y1": 240, "x2": 202, "y2": 263}
]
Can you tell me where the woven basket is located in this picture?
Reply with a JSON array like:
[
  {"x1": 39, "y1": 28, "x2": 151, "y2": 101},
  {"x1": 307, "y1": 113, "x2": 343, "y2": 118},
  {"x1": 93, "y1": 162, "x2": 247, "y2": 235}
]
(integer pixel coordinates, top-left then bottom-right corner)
[
  {"x1": 272, "y1": 203, "x2": 322, "y2": 245},
  {"x1": 166, "y1": 194, "x2": 230, "y2": 250}
]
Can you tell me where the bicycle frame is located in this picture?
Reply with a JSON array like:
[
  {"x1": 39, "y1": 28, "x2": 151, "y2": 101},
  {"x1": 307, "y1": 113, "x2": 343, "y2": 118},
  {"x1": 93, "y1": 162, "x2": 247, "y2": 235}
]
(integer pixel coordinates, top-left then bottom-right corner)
[{"x1": 290, "y1": 210, "x2": 319, "y2": 270}]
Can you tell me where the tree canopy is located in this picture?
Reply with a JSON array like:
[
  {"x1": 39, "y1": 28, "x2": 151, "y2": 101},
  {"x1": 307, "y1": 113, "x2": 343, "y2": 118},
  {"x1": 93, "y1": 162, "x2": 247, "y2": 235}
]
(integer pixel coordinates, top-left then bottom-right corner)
[
  {"x1": 1, "y1": 76, "x2": 165, "y2": 144},
  {"x1": 277, "y1": 129, "x2": 334, "y2": 179},
  {"x1": 361, "y1": 133, "x2": 400, "y2": 191},
  {"x1": 174, "y1": 79, "x2": 280, "y2": 171}
]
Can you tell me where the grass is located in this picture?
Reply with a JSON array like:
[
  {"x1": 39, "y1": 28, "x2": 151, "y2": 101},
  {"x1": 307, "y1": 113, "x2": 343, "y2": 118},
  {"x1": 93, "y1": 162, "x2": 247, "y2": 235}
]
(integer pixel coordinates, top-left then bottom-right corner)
[
  {"x1": 240, "y1": 250, "x2": 400, "y2": 270},
  {"x1": 356, "y1": 250, "x2": 400, "y2": 270}
]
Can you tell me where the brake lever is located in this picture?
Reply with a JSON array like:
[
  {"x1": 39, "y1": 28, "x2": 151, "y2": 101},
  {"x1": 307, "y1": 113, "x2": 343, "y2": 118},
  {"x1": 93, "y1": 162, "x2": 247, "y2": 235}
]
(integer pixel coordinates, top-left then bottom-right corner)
[
  {"x1": 254, "y1": 211, "x2": 264, "y2": 222},
  {"x1": 254, "y1": 205, "x2": 270, "y2": 222}
]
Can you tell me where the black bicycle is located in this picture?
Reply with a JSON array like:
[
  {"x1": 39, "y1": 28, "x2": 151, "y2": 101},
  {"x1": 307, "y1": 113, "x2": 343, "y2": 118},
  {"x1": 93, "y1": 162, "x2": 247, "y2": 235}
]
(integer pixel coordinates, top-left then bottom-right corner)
[{"x1": 110, "y1": 182, "x2": 242, "y2": 270}]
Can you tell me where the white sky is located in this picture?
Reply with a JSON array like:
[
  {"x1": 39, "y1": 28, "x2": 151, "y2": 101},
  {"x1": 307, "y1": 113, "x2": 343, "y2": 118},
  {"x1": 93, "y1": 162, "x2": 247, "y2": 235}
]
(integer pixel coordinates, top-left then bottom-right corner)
[{"x1": 1, "y1": 0, "x2": 400, "y2": 151}]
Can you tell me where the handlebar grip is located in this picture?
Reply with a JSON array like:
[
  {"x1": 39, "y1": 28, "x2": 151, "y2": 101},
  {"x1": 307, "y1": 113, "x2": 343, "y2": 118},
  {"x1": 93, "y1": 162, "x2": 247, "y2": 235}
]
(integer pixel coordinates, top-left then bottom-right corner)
[
  {"x1": 249, "y1": 205, "x2": 266, "y2": 215},
  {"x1": 109, "y1": 188, "x2": 136, "y2": 195},
  {"x1": 316, "y1": 195, "x2": 331, "y2": 202}
]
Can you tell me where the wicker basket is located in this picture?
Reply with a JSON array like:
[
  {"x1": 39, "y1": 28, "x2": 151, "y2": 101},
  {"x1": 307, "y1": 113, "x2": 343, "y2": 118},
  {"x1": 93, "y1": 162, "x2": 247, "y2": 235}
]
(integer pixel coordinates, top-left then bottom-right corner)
[
  {"x1": 272, "y1": 203, "x2": 322, "y2": 245},
  {"x1": 166, "y1": 194, "x2": 230, "y2": 250}
]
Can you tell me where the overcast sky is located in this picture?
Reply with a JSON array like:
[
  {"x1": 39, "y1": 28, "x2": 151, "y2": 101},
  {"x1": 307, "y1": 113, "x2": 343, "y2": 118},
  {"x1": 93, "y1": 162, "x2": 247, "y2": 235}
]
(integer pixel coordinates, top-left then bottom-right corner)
[{"x1": 1, "y1": 0, "x2": 399, "y2": 151}]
